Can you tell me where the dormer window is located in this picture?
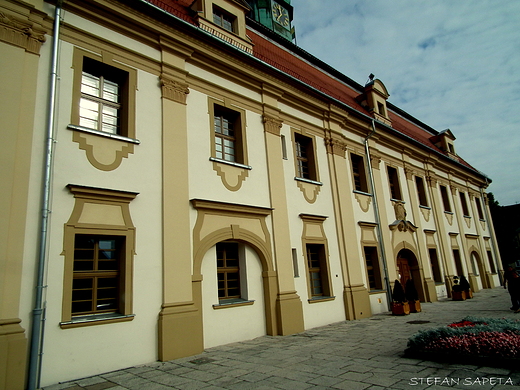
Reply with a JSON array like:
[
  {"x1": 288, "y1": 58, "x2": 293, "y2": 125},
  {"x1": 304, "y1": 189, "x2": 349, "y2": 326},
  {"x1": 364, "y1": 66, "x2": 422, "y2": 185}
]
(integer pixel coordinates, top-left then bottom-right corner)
[
  {"x1": 191, "y1": 0, "x2": 253, "y2": 54},
  {"x1": 448, "y1": 142, "x2": 455, "y2": 154},
  {"x1": 356, "y1": 77, "x2": 391, "y2": 126},
  {"x1": 377, "y1": 102, "x2": 386, "y2": 116},
  {"x1": 213, "y1": 6, "x2": 236, "y2": 32},
  {"x1": 429, "y1": 129, "x2": 457, "y2": 158}
]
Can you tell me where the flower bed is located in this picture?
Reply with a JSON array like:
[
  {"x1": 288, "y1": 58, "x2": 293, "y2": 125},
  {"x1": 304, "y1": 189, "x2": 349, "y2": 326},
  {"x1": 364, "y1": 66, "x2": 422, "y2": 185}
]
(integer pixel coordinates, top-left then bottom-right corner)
[{"x1": 405, "y1": 316, "x2": 520, "y2": 368}]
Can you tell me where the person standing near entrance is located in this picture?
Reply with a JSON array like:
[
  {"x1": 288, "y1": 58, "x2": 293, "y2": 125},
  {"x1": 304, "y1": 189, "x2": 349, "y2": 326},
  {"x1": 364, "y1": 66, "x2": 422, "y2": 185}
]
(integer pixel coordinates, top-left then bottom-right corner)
[{"x1": 504, "y1": 265, "x2": 520, "y2": 313}]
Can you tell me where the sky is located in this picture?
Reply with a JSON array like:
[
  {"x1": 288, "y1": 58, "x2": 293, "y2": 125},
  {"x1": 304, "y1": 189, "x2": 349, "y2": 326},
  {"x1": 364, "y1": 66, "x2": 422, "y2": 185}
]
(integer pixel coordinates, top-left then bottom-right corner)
[{"x1": 291, "y1": 0, "x2": 520, "y2": 206}]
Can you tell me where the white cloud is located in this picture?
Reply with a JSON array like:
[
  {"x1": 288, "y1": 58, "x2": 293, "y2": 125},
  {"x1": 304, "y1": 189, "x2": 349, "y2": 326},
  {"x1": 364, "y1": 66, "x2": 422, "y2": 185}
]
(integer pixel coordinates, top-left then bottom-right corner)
[{"x1": 292, "y1": 0, "x2": 520, "y2": 205}]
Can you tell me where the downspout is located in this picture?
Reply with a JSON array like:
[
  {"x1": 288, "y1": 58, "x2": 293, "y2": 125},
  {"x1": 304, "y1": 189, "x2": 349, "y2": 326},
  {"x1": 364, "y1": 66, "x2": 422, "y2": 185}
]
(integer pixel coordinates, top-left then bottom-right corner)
[
  {"x1": 27, "y1": 1, "x2": 62, "y2": 389},
  {"x1": 364, "y1": 119, "x2": 393, "y2": 309},
  {"x1": 480, "y1": 183, "x2": 503, "y2": 285}
]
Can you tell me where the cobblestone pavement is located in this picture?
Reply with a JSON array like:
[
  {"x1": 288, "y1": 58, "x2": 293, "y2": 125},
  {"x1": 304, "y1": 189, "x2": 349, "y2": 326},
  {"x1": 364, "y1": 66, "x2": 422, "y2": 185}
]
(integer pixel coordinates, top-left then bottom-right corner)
[{"x1": 43, "y1": 287, "x2": 520, "y2": 390}]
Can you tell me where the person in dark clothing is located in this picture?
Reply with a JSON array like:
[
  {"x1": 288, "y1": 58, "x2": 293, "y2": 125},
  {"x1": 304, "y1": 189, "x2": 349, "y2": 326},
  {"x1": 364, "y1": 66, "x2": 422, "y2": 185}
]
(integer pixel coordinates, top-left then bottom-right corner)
[{"x1": 504, "y1": 265, "x2": 520, "y2": 313}]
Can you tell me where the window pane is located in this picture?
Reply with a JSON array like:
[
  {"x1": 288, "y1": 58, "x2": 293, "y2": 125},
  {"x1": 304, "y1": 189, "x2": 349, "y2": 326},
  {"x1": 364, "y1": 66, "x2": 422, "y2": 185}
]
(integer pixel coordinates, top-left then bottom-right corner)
[
  {"x1": 215, "y1": 117, "x2": 223, "y2": 134},
  {"x1": 96, "y1": 300, "x2": 117, "y2": 311},
  {"x1": 98, "y1": 260, "x2": 118, "y2": 271},
  {"x1": 102, "y1": 80, "x2": 119, "y2": 103},
  {"x1": 73, "y1": 278, "x2": 93, "y2": 289},
  {"x1": 81, "y1": 73, "x2": 100, "y2": 96},
  {"x1": 223, "y1": 19, "x2": 233, "y2": 32},
  {"x1": 72, "y1": 301, "x2": 93, "y2": 314},
  {"x1": 222, "y1": 119, "x2": 233, "y2": 137},
  {"x1": 73, "y1": 260, "x2": 94, "y2": 271},
  {"x1": 79, "y1": 98, "x2": 100, "y2": 129}
]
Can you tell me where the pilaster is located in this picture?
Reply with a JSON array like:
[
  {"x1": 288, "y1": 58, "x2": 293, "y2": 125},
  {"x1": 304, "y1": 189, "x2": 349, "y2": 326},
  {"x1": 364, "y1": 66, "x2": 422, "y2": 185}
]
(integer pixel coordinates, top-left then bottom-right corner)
[
  {"x1": 0, "y1": 2, "x2": 47, "y2": 387},
  {"x1": 403, "y1": 166, "x2": 436, "y2": 302},
  {"x1": 324, "y1": 120, "x2": 371, "y2": 320},
  {"x1": 157, "y1": 43, "x2": 203, "y2": 361},
  {"x1": 426, "y1": 173, "x2": 455, "y2": 296},
  {"x1": 262, "y1": 89, "x2": 304, "y2": 335}
]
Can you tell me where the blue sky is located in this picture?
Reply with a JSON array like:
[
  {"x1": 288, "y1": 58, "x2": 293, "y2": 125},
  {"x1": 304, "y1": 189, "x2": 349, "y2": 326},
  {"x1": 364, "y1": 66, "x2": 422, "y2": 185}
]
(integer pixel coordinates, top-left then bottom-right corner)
[{"x1": 291, "y1": 0, "x2": 520, "y2": 206}]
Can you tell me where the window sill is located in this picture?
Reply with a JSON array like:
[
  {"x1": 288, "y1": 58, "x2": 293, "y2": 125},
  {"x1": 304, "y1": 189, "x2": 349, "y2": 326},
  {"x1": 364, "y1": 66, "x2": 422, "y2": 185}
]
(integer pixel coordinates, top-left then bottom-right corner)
[
  {"x1": 369, "y1": 289, "x2": 387, "y2": 294},
  {"x1": 295, "y1": 177, "x2": 323, "y2": 186},
  {"x1": 464, "y1": 215, "x2": 472, "y2": 219},
  {"x1": 210, "y1": 157, "x2": 252, "y2": 170},
  {"x1": 419, "y1": 205, "x2": 431, "y2": 210},
  {"x1": 213, "y1": 299, "x2": 255, "y2": 309},
  {"x1": 390, "y1": 198, "x2": 404, "y2": 203},
  {"x1": 444, "y1": 211, "x2": 454, "y2": 215},
  {"x1": 60, "y1": 313, "x2": 135, "y2": 329},
  {"x1": 308, "y1": 296, "x2": 335, "y2": 304},
  {"x1": 353, "y1": 190, "x2": 372, "y2": 196},
  {"x1": 68, "y1": 124, "x2": 140, "y2": 144}
]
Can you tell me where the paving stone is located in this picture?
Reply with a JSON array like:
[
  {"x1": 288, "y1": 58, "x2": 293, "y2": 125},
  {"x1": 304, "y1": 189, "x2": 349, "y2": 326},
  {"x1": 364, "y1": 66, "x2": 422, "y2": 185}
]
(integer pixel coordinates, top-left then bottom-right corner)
[
  {"x1": 307, "y1": 375, "x2": 344, "y2": 387},
  {"x1": 145, "y1": 372, "x2": 193, "y2": 387},
  {"x1": 84, "y1": 382, "x2": 118, "y2": 390},
  {"x1": 179, "y1": 369, "x2": 222, "y2": 382},
  {"x1": 362, "y1": 372, "x2": 401, "y2": 387},
  {"x1": 43, "y1": 385, "x2": 83, "y2": 390},
  {"x1": 238, "y1": 371, "x2": 273, "y2": 382},
  {"x1": 331, "y1": 380, "x2": 371, "y2": 390}
]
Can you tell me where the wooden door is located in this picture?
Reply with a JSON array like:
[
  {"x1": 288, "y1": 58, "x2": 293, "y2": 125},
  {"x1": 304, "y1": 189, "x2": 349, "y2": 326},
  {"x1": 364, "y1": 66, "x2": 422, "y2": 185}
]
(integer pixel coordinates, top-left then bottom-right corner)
[{"x1": 397, "y1": 256, "x2": 411, "y2": 286}]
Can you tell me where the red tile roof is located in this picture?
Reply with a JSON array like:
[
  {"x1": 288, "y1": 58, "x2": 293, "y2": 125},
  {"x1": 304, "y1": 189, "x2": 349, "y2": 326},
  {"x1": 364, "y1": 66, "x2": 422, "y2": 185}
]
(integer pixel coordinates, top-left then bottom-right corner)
[
  {"x1": 248, "y1": 30, "x2": 364, "y2": 111},
  {"x1": 145, "y1": 0, "x2": 196, "y2": 24}
]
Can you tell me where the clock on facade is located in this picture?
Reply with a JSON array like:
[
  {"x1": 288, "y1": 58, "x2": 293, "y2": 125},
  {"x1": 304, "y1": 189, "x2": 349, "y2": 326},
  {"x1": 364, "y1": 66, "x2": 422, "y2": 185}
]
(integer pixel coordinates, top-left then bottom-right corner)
[{"x1": 272, "y1": 2, "x2": 290, "y2": 29}]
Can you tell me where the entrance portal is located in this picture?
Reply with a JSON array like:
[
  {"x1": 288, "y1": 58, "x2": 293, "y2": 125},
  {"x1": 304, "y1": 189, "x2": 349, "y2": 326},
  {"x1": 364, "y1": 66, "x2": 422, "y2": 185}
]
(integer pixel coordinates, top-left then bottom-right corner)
[{"x1": 396, "y1": 249, "x2": 424, "y2": 301}]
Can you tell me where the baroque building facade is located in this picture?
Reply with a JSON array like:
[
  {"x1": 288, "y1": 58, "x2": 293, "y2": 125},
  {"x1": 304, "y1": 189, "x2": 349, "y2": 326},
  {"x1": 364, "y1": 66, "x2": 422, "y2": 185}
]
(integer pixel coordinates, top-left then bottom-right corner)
[{"x1": 0, "y1": 0, "x2": 502, "y2": 388}]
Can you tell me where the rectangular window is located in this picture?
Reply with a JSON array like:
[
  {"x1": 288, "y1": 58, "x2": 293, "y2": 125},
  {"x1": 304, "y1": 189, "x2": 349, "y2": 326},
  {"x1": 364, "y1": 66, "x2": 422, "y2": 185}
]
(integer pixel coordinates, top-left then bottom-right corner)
[
  {"x1": 294, "y1": 133, "x2": 317, "y2": 181},
  {"x1": 377, "y1": 102, "x2": 386, "y2": 117},
  {"x1": 350, "y1": 153, "x2": 368, "y2": 193},
  {"x1": 306, "y1": 244, "x2": 330, "y2": 297},
  {"x1": 475, "y1": 197, "x2": 484, "y2": 220},
  {"x1": 487, "y1": 250, "x2": 496, "y2": 274},
  {"x1": 72, "y1": 235, "x2": 124, "y2": 316},
  {"x1": 80, "y1": 57, "x2": 128, "y2": 135},
  {"x1": 440, "y1": 185, "x2": 451, "y2": 212},
  {"x1": 428, "y1": 248, "x2": 442, "y2": 283},
  {"x1": 292, "y1": 248, "x2": 299, "y2": 277},
  {"x1": 364, "y1": 246, "x2": 382, "y2": 290},
  {"x1": 415, "y1": 176, "x2": 428, "y2": 207},
  {"x1": 71, "y1": 49, "x2": 137, "y2": 140},
  {"x1": 216, "y1": 242, "x2": 241, "y2": 301},
  {"x1": 281, "y1": 134, "x2": 288, "y2": 160},
  {"x1": 387, "y1": 166, "x2": 402, "y2": 200},
  {"x1": 460, "y1": 192, "x2": 470, "y2": 216},
  {"x1": 453, "y1": 249, "x2": 464, "y2": 276},
  {"x1": 213, "y1": 104, "x2": 243, "y2": 164},
  {"x1": 62, "y1": 185, "x2": 137, "y2": 327},
  {"x1": 213, "y1": 6, "x2": 236, "y2": 32}
]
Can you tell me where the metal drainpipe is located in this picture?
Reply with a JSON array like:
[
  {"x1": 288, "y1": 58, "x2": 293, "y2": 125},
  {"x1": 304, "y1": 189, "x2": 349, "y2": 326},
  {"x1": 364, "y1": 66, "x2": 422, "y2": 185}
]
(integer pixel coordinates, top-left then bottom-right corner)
[
  {"x1": 27, "y1": 1, "x2": 62, "y2": 389},
  {"x1": 480, "y1": 184, "x2": 503, "y2": 285},
  {"x1": 364, "y1": 119, "x2": 393, "y2": 309}
]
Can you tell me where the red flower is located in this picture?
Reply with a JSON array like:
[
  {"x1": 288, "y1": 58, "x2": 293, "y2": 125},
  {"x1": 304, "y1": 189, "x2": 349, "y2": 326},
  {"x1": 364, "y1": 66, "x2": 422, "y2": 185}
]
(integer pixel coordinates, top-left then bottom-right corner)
[{"x1": 424, "y1": 331, "x2": 520, "y2": 358}]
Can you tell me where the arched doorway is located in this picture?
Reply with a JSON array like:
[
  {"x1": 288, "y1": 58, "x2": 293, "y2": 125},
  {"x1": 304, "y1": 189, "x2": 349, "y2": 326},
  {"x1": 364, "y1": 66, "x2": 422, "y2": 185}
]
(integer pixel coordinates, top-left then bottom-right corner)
[
  {"x1": 201, "y1": 240, "x2": 267, "y2": 349},
  {"x1": 396, "y1": 249, "x2": 425, "y2": 301},
  {"x1": 470, "y1": 251, "x2": 488, "y2": 290}
]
